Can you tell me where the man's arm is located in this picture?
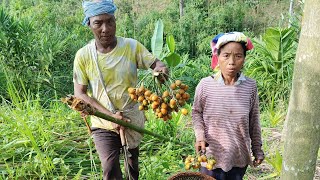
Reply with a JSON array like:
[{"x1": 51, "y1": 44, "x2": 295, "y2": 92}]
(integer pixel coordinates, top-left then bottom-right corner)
[{"x1": 74, "y1": 83, "x2": 124, "y2": 121}]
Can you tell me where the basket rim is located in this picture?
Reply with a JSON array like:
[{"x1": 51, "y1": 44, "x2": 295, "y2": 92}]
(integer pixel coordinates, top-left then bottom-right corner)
[{"x1": 168, "y1": 171, "x2": 215, "y2": 180}]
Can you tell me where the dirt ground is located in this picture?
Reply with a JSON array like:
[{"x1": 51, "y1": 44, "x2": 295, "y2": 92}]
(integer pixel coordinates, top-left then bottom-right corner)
[{"x1": 245, "y1": 128, "x2": 320, "y2": 180}]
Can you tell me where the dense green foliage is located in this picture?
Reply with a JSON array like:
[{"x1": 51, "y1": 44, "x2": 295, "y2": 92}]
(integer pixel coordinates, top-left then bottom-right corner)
[
  {"x1": 0, "y1": 0, "x2": 292, "y2": 102},
  {"x1": 0, "y1": 86, "x2": 194, "y2": 179},
  {"x1": 245, "y1": 27, "x2": 298, "y2": 108},
  {"x1": 0, "y1": 0, "x2": 91, "y2": 101},
  {"x1": 0, "y1": 0, "x2": 311, "y2": 179}
]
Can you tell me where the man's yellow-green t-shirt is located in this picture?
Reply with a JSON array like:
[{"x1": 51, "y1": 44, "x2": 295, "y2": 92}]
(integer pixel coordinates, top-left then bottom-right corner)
[{"x1": 73, "y1": 37, "x2": 156, "y2": 147}]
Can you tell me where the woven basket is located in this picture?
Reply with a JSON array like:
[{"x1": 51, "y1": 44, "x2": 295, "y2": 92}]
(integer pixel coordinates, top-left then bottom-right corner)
[{"x1": 168, "y1": 172, "x2": 215, "y2": 180}]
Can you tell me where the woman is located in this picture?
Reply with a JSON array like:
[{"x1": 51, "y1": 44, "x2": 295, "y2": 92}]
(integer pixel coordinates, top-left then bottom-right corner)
[{"x1": 192, "y1": 32, "x2": 264, "y2": 180}]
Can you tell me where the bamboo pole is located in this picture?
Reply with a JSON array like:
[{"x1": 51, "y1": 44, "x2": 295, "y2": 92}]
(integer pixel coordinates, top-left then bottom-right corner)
[
  {"x1": 93, "y1": 111, "x2": 186, "y2": 146},
  {"x1": 61, "y1": 95, "x2": 187, "y2": 146}
]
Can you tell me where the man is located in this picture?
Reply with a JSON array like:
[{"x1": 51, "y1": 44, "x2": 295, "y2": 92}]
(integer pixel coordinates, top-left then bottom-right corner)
[{"x1": 73, "y1": 0, "x2": 168, "y2": 179}]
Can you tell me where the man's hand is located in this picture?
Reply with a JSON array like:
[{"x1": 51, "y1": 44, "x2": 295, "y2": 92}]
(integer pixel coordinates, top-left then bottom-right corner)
[
  {"x1": 153, "y1": 66, "x2": 169, "y2": 75},
  {"x1": 253, "y1": 157, "x2": 264, "y2": 167},
  {"x1": 151, "y1": 59, "x2": 169, "y2": 84},
  {"x1": 195, "y1": 140, "x2": 206, "y2": 153},
  {"x1": 153, "y1": 67, "x2": 169, "y2": 84},
  {"x1": 111, "y1": 111, "x2": 130, "y2": 131}
]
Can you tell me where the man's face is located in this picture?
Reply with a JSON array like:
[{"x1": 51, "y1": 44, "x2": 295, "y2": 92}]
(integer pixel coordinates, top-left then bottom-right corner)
[{"x1": 89, "y1": 13, "x2": 116, "y2": 47}]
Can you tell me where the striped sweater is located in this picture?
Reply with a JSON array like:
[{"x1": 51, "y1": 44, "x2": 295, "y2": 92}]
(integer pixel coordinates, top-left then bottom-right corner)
[{"x1": 192, "y1": 74, "x2": 264, "y2": 172}]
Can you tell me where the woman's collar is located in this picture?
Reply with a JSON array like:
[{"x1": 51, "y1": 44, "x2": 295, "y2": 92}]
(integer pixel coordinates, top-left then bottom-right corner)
[{"x1": 213, "y1": 70, "x2": 246, "y2": 85}]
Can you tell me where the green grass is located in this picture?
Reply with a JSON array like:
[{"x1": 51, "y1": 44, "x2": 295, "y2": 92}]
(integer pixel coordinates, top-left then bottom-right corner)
[
  {"x1": 0, "y1": 99, "x2": 99, "y2": 179},
  {"x1": 0, "y1": 91, "x2": 194, "y2": 179},
  {"x1": 0, "y1": 59, "x2": 297, "y2": 179},
  {"x1": 0, "y1": 94, "x2": 290, "y2": 179}
]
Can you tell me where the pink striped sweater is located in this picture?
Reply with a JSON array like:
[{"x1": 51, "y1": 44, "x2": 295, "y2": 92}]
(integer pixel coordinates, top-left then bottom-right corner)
[{"x1": 192, "y1": 74, "x2": 264, "y2": 172}]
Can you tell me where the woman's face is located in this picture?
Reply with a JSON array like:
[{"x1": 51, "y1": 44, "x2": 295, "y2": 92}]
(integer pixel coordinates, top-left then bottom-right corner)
[{"x1": 218, "y1": 42, "x2": 245, "y2": 78}]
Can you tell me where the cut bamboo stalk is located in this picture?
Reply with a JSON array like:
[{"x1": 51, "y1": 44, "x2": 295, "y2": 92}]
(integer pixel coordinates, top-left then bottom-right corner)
[
  {"x1": 93, "y1": 111, "x2": 186, "y2": 146},
  {"x1": 61, "y1": 95, "x2": 186, "y2": 146}
]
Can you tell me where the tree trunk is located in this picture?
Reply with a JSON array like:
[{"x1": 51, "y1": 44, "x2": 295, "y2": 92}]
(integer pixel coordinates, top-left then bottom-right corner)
[
  {"x1": 288, "y1": 0, "x2": 294, "y2": 27},
  {"x1": 280, "y1": 0, "x2": 320, "y2": 179},
  {"x1": 179, "y1": 0, "x2": 184, "y2": 18}
]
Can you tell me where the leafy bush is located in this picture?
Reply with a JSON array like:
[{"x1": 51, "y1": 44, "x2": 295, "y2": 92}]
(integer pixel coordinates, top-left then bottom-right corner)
[
  {"x1": 245, "y1": 27, "x2": 298, "y2": 110},
  {"x1": 0, "y1": 1, "x2": 92, "y2": 101}
]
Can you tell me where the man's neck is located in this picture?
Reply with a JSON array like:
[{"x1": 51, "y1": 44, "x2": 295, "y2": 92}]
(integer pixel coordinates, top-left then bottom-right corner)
[{"x1": 96, "y1": 37, "x2": 117, "y2": 54}]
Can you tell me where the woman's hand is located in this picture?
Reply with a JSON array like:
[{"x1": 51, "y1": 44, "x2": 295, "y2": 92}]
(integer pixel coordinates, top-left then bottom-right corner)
[
  {"x1": 195, "y1": 140, "x2": 206, "y2": 153},
  {"x1": 253, "y1": 157, "x2": 264, "y2": 167}
]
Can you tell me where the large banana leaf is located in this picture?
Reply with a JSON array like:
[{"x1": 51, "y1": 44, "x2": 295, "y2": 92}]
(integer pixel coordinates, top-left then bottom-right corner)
[
  {"x1": 245, "y1": 27, "x2": 298, "y2": 108},
  {"x1": 164, "y1": 52, "x2": 181, "y2": 67},
  {"x1": 151, "y1": 19, "x2": 163, "y2": 59},
  {"x1": 166, "y1": 34, "x2": 175, "y2": 53}
]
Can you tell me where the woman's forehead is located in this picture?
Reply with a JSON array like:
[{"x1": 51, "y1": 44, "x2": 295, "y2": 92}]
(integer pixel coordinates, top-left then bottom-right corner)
[{"x1": 220, "y1": 42, "x2": 245, "y2": 52}]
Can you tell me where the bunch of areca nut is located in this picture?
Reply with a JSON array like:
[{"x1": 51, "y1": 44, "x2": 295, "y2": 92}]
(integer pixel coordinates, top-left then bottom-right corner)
[
  {"x1": 184, "y1": 152, "x2": 216, "y2": 171},
  {"x1": 128, "y1": 73, "x2": 190, "y2": 121}
]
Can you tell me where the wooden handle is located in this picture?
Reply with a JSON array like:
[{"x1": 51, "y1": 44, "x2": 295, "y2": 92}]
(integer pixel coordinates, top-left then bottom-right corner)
[
  {"x1": 119, "y1": 129, "x2": 126, "y2": 146},
  {"x1": 82, "y1": 117, "x2": 92, "y2": 134}
]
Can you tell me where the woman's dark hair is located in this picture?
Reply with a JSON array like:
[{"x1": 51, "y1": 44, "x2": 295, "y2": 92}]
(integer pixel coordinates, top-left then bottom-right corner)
[{"x1": 217, "y1": 41, "x2": 247, "y2": 57}]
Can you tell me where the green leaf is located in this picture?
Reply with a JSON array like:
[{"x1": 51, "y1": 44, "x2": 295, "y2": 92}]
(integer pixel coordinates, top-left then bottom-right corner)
[
  {"x1": 260, "y1": 172, "x2": 280, "y2": 179},
  {"x1": 151, "y1": 19, "x2": 163, "y2": 59},
  {"x1": 166, "y1": 34, "x2": 175, "y2": 53},
  {"x1": 162, "y1": 162, "x2": 170, "y2": 169},
  {"x1": 275, "y1": 150, "x2": 283, "y2": 172},
  {"x1": 1, "y1": 139, "x2": 30, "y2": 149},
  {"x1": 164, "y1": 53, "x2": 181, "y2": 67}
]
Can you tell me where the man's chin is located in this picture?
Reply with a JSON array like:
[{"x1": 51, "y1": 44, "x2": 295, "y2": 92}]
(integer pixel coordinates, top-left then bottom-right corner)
[{"x1": 100, "y1": 39, "x2": 115, "y2": 47}]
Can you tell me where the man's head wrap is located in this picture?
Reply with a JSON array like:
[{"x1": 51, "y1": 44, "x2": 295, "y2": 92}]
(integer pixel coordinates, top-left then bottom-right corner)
[
  {"x1": 210, "y1": 32, "x2": 253, "y2": 69},
  {"x1": 82, "y1": 0, "x2": 117, "y2": 26}
]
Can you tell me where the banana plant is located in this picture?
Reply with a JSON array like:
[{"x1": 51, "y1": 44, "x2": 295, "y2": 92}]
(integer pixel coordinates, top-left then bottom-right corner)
[
  {"x1": 245, "y1": 27, "x2": 298, "y2": 109},
  {"x1": 151, "y1": 19, "x2": 181, "y2": 67},
  {"x1": 138, "y1": 19, "x2": 182, "y2": 91}
]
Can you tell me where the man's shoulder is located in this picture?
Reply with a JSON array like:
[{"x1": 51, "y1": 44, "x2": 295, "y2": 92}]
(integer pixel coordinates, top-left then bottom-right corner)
[
  {"x1": 118, "y1": 37, "x2": 144, "y2": 49},
  {"x1": 75, "y1": 40, "x2": 93, "y2": 58},
  {"x1": 118, "y1": 36, "x2": 138, "y2": 44}
]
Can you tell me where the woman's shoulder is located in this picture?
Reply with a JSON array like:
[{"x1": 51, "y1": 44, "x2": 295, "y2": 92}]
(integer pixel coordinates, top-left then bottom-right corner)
[
  {"x1": 243, "y1": 76, "x2": 257, "y2": 85},
  {"x1": 200, "y1": 76, "x2": 214, "y2": 83},
  {"x1": 241, "y1": 76, "x2": 258, "y2": 93},
  {"x1": 196, "y1": 76, "x2": 215, "y2": 87}
]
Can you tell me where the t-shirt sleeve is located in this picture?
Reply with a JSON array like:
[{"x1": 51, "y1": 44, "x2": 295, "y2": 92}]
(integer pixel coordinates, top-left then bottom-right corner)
[
  {"x1": 73, "y1": 50, "x2": 89, "y2": 86},
  {"x1": 135, "y1": 41, "x2": 156, "y2": 69}
]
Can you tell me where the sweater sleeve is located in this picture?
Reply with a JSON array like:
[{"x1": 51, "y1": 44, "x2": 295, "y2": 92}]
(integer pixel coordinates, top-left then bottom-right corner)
[
  {"x1": 249, "y1": 86, "x2": 264, "y2": 159},
  {"x1": 192, "y1": 80, "x2": 206, "y2": 142}
]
